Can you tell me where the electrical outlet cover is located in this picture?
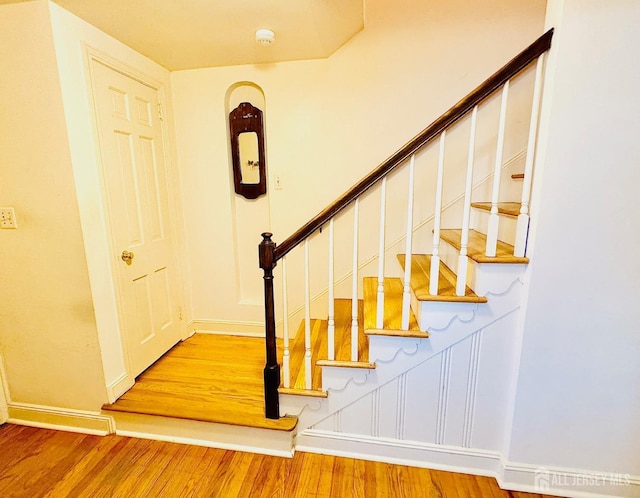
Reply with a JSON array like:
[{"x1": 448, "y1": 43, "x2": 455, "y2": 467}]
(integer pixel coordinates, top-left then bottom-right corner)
[{"x1": 0, "y1": 207, "x2": 17, "y2": 229}]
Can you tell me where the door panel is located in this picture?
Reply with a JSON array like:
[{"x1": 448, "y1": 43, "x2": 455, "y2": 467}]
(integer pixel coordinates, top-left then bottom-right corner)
[{"x1": 92, "y1": 60, "x2": 182, "y2": 378}]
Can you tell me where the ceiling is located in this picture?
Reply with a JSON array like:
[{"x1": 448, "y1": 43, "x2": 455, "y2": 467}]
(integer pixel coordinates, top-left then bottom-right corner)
[{"x1": 0, "y1": 0, "x2": 364, "y2": 70}]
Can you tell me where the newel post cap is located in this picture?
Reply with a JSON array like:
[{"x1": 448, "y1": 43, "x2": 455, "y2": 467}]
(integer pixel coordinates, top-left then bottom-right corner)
[{"x1": 259, "y1": 232, "x2": 276, "y2": 270}]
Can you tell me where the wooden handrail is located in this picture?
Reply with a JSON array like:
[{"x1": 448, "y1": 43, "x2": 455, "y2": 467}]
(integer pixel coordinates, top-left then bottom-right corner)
[{"x1": 274, "y1": 28, "x2": 553, "y2": 261}]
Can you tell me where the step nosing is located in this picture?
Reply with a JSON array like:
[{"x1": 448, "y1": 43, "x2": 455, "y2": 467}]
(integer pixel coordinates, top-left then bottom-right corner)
[
  {"x1": 316, "y1": 359, "x2": 376, "y2": 369},
  {"x1": 102, "y1": 406, "x2": 298, "y2": 431},
  {"x1": 414, "y1": 292, "x2": 487, "y2": 303},
  {"x1": 366, "y1": 328, "x2": 429, "y2": 338}
]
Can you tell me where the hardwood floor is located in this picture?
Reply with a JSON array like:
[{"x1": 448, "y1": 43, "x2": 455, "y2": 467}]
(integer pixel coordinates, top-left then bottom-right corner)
[{"x1": 0, "y1": 424, "x2": 557, "y2": 498}]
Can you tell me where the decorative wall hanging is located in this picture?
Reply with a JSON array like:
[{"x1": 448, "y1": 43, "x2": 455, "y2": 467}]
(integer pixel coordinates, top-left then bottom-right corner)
[{"x1": 229, "y1": 102, "x2": 267, "y2": 199}]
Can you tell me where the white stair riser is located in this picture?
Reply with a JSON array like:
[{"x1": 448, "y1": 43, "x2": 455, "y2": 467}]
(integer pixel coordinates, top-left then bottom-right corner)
[
  {"x1": 470, "y1": 209, "x2": 517, "y2": 246},
  {"x1": 109, "y1": 411, "x2": 296, "y2": 457},
  {"x1": 414, "y1": 298, "x2": 479, "y2": 331},
  {"x1": 439, "y1": 239, "x2": 527, "y2": 296}
]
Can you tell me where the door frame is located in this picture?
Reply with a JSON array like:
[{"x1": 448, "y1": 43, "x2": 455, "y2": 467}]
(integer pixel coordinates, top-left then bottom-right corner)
[
  {"x1": 0, "y1": 351, "x2": 9, "y2": 424},
  {"x1": 83, "y1": 46, "x2": 188, "y2": 402}
]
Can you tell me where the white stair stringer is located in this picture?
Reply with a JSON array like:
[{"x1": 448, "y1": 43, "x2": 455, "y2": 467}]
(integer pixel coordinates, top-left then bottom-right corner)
[{"x1": 280, "y1": 275, "x2": 524, "y2": 433}]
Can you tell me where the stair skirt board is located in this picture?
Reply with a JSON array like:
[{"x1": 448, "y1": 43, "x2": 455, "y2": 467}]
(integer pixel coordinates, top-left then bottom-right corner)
[
  {"x1": 108, "y1": 411, "x2": 295, "y2": 458},
  {"x1": 296, "y1": 431, "x2": 640, "y2": 498}
]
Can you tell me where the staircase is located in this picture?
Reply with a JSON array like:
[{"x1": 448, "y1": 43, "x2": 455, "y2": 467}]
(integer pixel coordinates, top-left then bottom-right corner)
[
  {"x1": 260, "y1": 30, "x2": 552, "y2": 425},
  {"x1": 104, "y1": 29, "x2": 554, "y2": 461}
]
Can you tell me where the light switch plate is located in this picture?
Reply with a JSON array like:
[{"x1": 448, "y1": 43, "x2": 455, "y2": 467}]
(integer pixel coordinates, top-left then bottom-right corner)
[{"x1": 0, "y1": 207, "x2": 17, "y2": 229}]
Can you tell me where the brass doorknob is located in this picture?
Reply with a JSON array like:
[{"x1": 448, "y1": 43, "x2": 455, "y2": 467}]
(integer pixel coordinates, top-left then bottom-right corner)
[{"x1": 121, "y1": 250, "x2": 135, "y2": 265}]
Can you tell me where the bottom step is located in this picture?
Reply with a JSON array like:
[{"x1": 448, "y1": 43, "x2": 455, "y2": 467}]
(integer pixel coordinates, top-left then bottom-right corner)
[
  {"x1": 106, "y1": 411, "x2": 295, "y2": 457},
  {"x1": 102, "y1": 334, "x2": 297, "y2": 432}
]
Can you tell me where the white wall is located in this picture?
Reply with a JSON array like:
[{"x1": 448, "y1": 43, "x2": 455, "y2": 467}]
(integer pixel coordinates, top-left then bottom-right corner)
[
  {"x1": 509, "y1": 0, "x2": 640, "y2": 478},
  {"x1": 0, "y1": 0, "x2": 184, "y2": 415},
  {"x1": 48, "y1": 1, "x2": 186, "y2": 399},
  {"x1": 0, "y1": 0, "x2": 106, "y2": 410},
  {"x1": 171, "y1": 0, "x2": 547, "y2": 328}
]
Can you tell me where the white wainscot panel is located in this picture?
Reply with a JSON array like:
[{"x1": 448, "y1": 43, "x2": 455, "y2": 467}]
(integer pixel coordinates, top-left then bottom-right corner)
[
  {"x1": 467, "y1": 311, "x2": 520, "y2": 452},
  {"x1": 338, "y1": 392, "x2": 374, "y2": 436},
  {"x1": 443, "y1": 335, "x2": 474, "y2": 447},
  {"x1": 402, "y1": 353, "x2": 441, "y2": 444}
]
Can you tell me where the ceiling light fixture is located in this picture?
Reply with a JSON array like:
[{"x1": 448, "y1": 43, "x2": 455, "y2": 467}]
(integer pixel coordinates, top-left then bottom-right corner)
[{"x1": 255, "y1": 29, "x2": 275, "y2": 46}]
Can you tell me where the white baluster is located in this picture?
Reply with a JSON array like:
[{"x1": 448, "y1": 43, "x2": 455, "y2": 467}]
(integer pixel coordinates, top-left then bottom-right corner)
[
  {"x1": 515, "y1": 55, "x2": 545, "y2": 257},
  {"x1": 327, "y1": 218, "x2": 335, "y2": 360},
  {"x1": 430, "y1": 132, "x2": 446, "y2": 295},
  {"x1": 376, "y1": 177, "x2": 387, "y2": 329},
  {"x1": 304, "y1": 238, "x2": 312, "y2": 389},
  {"x1": 282, "y1": 256, "x2": 290, "y2": 388},
  {"x1": 401, "y1": 155, "x2": 416, "y2": 330},
  {"x1": 351, "y1": 198, "x2": 360, "y2": 361},
  {"x1": 457, "y1": 107, "x2": 478, "y2": 296},
  {"x1": 485, "y1": 81, "x2": 510, "y2": 258}
]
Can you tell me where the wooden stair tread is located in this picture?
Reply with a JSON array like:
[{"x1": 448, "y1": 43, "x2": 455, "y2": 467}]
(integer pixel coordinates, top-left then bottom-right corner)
[
  {"x1": 440, "y1": 229, "x2": 529, "y2": 264},
  {"x1": 285, "y1": 299, "x2": 369, "y2": 393},
  {"x1": 511, "y1": 173, "x2": 524, "y2": 179},
  {"x1": 397, "y1": 254, "x2": 487, "y2": 303},
  {"x1": 471, "y1": 201, "x2": 521, "y2": 217},
  {"x1": 316, "y1": 359, "x2": 376, "y2": 369},
  {"x1": 103, "y1": 397, "x2": 297, "y2": 432},
  {"x1": 278, "y1": 387, "x2": 328, "y2": 398},
  {"x1": 285, "y1": 318, "x2": 325, "y2": 392},
  {"x1": 362, "y1": 277, "x2": 424, "y2": 335},
  {"x1": 102, "y1": 334, "x2": 297, "y2": 431}
]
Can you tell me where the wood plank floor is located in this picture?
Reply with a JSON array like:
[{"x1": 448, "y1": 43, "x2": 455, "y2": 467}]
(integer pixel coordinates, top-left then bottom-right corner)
[
  {"x1": 102, "y1": 334, "x2": 297, "y2": 431},
  {"x1": 0, "y1": 424, "x2": 558, "y2": 498}
]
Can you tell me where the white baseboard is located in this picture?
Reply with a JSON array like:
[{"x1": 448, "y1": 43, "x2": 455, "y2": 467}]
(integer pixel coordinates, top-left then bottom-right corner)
[
  {"x1": 501, "y1": 462, "x2": 640, "y2": 498},
  {"x1": 106, "y1": 372, "x2": 134, "y2": 403},
  {"x1": 297, "y1": 430, "x2": 640, "y2": 498},
  {"x1": 8, "y1": 402, "x2": 113, "y2": 435},
  {"x1": 188, "y1": 319, "x2": 265, "y2": 337},
  {"x1": 297, "y1": 430, "x2": 503, "y2": 476}
]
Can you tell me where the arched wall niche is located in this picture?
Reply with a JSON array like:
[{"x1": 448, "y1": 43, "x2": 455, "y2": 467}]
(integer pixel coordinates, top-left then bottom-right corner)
[{"x1": 224, "y1": 82, "x2": 271, "y2": 307}]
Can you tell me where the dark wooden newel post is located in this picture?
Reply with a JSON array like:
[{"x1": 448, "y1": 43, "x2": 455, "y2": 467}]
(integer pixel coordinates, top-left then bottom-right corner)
[{"x1": 259, "y1": 232, "x2": 280, "y2": 419}]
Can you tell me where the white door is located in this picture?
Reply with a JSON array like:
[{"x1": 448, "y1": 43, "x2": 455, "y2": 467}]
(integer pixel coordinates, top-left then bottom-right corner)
[{"x1": 91, "y1": 60, "x2": 183, "y2": 378}]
